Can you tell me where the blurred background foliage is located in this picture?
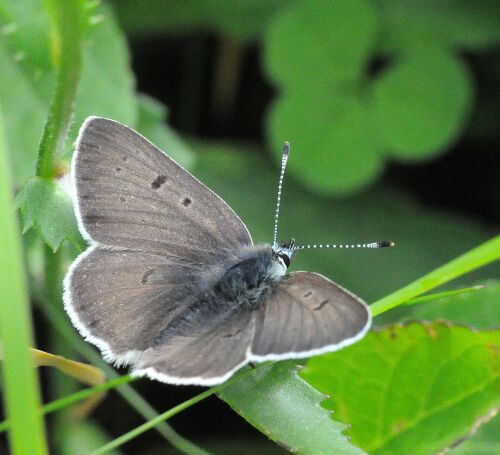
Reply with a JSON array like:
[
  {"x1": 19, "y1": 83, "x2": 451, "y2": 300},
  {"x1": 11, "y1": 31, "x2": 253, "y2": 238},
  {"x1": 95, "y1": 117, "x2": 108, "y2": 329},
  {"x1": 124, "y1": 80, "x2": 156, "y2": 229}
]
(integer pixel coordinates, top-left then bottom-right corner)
[{"x1": 0, "y1": 0, "x2": 499, "y2": 453}]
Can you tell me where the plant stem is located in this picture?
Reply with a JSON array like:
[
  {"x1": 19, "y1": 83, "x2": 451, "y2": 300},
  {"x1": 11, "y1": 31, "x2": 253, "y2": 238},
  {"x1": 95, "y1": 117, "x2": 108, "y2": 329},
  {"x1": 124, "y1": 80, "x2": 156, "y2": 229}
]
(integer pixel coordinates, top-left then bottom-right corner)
[
  {"x1": 400, "y1": 285, "x2": 484, "y2": 307},
  {"x1": 36, "y1": 0, "x2": 84, "y2": 178},
  {"x1": 0, "y1": 375, "x2": 136, "y2": 433},
  {"x1": 0, "y1": 106, "x2": 49, "y2": 454},
  {"x1": 90, "y1": 366, "x2": 255, "y2": 455},
  {"x1": 370, "y1": 235, "x2": 500, "y2": 317}
]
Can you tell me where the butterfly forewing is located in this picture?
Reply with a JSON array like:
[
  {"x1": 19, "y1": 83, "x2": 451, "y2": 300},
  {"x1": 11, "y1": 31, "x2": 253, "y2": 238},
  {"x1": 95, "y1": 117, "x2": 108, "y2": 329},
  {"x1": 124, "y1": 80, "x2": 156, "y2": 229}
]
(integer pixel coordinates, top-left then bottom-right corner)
[
  {"x1": 250, "y1": 272, "x2": 371, "y2": 360},
  {"x1": 73, "y1": 117, "x2": 252, "y2": 259}
]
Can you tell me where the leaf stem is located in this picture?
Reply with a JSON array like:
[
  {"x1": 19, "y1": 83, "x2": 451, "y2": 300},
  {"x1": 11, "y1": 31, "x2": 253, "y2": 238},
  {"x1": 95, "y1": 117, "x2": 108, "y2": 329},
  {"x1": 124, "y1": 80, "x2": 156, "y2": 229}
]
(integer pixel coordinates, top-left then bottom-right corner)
[
  {"x1": 36, "y1": 0, "x2": 84, "y2": 178},
  {"x1": 370, "y1": 235, "x2": 500, "y2": 317}
]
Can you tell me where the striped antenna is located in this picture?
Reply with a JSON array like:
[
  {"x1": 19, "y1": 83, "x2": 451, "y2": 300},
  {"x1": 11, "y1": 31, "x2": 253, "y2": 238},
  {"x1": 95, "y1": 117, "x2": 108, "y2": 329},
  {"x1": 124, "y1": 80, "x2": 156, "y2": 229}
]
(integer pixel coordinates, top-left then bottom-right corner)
[
  {"x1": 293, "y1": 241, "x2": 395, "y2": 251},
  {"x1": 273, "y1": 142, "x2": 290, "y2": 246}
]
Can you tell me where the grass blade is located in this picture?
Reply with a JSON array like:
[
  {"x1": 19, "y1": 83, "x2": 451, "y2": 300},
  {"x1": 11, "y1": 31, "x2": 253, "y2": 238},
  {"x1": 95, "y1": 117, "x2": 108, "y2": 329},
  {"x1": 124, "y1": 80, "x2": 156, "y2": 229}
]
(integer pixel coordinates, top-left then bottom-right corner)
[
  {"x1": 370, "y1": 235, "x2": 500, "y2": 316},
  {"x1": 0, "y1": 106, "x2": 48, "y2": 454}
]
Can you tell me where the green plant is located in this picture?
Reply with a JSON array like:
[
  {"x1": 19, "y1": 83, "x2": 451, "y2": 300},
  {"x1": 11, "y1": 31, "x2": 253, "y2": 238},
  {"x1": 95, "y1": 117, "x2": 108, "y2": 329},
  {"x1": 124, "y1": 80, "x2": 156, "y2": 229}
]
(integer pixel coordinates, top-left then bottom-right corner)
[{"x1": 1, "y1": 1, "x2": 498, "y2": 454}]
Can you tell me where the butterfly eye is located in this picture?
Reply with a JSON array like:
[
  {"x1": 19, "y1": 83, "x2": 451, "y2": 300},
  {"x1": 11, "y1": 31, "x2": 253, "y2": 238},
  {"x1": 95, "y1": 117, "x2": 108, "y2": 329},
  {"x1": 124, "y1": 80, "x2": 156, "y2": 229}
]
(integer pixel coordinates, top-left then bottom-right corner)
[{"x1": 279, "y1": 253, "x2": 290, "y2": 268}]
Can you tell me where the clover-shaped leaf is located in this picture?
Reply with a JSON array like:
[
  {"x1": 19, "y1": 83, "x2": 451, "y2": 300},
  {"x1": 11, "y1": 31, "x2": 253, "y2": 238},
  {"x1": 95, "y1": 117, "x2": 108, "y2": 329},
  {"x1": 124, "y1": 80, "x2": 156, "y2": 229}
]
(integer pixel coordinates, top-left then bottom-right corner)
[
  {"x1": 268, "y1": 92, "x2": 383, "y2": 193},
  {"x1": 372, "y1": 50, "x2": 472, "y2": 158},
  {"x1": 301, "y1": 322, "x2": 500, "y2": 455},
  {"x1": 265, "y1": 0, "x2": 377, "y2": 89},
  {"x1": 265, "y1": 0, "x2": 477, "y2": 194}
]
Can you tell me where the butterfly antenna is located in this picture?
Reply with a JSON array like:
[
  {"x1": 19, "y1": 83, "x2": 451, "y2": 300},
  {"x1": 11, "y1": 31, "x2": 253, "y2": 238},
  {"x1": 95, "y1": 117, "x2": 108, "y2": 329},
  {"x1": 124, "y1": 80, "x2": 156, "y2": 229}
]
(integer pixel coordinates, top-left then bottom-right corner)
[
  {"x1": 293, "y1": 240, "x2": 395, "y2": 251},
  {"x1": 273, "y1": 142, "x2": 290, "y2": 247}
]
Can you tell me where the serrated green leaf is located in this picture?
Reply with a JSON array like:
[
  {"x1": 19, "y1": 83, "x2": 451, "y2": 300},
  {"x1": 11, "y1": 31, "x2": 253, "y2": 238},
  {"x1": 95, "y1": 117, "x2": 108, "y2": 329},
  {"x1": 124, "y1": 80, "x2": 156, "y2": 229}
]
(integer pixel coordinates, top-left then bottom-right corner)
[
  {"x1": 372, "y1": 50, "x2": 472, "y2": 158},
  {"x1": 265, "y1": 0, "x2": 377, "y2": 89},
  {"x1": 16, "y1": 177, "x2": 84, "y2": 252},
  {"x1": 301, "y1": 322, "x2": 500, "y2": 455},
  {"x1": 219, "y1": 362, "x2": 367, "y2": 455},
  {"x1": 406, "y1": 279, "x2": 500, "y2": 330},
  {"x1": 268, "y1": 92, "x2": 384, "y2": 194}
]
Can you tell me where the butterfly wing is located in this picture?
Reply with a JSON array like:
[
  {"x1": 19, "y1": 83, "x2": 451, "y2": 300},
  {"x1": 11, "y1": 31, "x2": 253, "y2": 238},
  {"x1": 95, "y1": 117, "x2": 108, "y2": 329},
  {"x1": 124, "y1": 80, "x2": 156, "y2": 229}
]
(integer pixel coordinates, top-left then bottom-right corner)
[
  {"x1": 249, "y1": 272, "x2": 371, "y2": 361},
  {"x1": 65, "y1": 117, "x2": 252, "y2": 365},
  {"x1": 72, "y1": 116, "x2": 252, "y2": 260},
  {"x1": 132, "y1": 307, "x2": 255, "y2": 385},
  {"x1": 64, "y1": 246, "x2": 210, "y2": 365},
  {"x1": 130, "y1": 271, "x2": 370, "y2": 385}
]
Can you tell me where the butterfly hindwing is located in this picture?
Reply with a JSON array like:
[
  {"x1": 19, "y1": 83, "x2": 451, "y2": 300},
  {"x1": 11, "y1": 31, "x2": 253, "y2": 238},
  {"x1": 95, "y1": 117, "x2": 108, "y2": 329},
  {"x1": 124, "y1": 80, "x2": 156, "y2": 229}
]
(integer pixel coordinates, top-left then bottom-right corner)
[
  {"x1": 250, "y1": 271, "x2": 371, "y2": 360},
  {"x1": 133, "y1": 309, "x2": 255, "y2": 385}
]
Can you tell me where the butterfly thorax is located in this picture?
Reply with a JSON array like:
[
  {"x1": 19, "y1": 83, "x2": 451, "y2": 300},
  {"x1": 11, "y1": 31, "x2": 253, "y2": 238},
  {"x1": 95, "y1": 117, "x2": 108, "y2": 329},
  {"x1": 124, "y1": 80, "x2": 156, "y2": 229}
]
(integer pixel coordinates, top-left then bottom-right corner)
[
  {"x1": 213, "y1": 244, "x2": 286, "y2": 309},
  {"x1": 152, "y1": 245, "x2": 286, "y2": 345}
]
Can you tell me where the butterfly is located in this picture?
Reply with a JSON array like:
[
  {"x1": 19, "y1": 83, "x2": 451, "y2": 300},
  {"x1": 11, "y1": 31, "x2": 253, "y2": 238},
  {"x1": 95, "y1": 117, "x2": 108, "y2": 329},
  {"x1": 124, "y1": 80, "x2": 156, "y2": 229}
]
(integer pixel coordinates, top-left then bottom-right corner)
[{"x1": 64, "y1": 117, "x2": 392, "y2": 386}]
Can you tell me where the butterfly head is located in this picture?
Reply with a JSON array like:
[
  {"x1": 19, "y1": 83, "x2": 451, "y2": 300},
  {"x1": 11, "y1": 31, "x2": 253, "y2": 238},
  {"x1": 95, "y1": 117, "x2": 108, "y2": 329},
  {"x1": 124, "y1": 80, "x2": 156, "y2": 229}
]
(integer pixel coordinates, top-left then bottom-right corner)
[{"x1": 273, "y1": 238, "x2": 296, "y2": 269}]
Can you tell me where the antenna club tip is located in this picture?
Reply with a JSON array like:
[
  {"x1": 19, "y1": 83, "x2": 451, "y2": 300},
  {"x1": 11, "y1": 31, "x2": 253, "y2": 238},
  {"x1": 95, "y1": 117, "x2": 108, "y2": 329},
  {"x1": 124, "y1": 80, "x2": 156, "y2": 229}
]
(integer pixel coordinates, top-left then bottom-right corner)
[
  {"x1": 379, "y1": 240, "x2": 395, "y2": 248},
  {"x1": 282, "y1": 141, "x2": 290, "y2": 157}
]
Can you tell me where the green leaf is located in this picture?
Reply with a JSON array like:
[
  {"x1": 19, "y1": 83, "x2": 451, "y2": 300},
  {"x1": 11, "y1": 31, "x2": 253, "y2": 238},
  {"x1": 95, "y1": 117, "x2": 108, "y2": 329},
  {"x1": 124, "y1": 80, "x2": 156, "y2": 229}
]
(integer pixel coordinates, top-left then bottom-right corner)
[
  {"x1": 68, "y1": 3, "x2": 138, "y2": 158},
  {"x1": 219, "y1": 362, "x2": 367, "y2": 455},
  {"x1": 114, "y1": 0, "x2": 291, "y2": 42},
  {"x1": 301, "y1": 322, "x2": 500, "y2": 455},
  {"x1": 372, "y1": 50, "x2": 473, "y2": 158},
  {"x1": 0, "y1": 19, "x2": 53, "y2": 180},
  {"x1": 16, "y1": 177, "x2": 84, "y2": 252},
  {"x1": 136, "y1": 94, "x2": 195, "y2": 169},
  {"x1": 407, "y1": 279, "x2": 500, "y2": 330},
  {"x1": 265, "y1": 0, "x2": 377, "y2": 88},
  {"x1": 268, "y1": 92, "x2": 384, "y2": 194},
  {"x1": 0, "y1": 0, "x2": 138, "y2": 181},
  {"x1": 377, "y1": 0, "x2": 500, "y2": 53}
]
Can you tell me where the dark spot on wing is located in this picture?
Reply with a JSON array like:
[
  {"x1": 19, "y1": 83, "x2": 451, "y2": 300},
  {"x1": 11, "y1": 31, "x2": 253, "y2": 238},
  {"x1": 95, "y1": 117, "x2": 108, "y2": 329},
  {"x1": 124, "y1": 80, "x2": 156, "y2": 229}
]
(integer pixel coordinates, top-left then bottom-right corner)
[
  {"x1": 313, "y1": 300, "x2": 329, "y2": 311},
  {"x1": 222, "y1": 329, "x2": 242, "y2": 338},
  {"x1": 303, "y1": 291, "x2": 313, "y2": 298},
  {"x1": 119, "y1": 196, "x2": 125, "y2": 202},
  {"x1": 88, "y1": 320, "x2": 99, "y2": 328},
  {"x1": 141, "y1": 269, "x2": 155, "y2": 284},
  {"x1": 151, "y1": 175, "x2": 167, "y2": 189},
  {"x1": 182, "y1": 197, "x2": 192, "y2": 206},
  {"x1": 115, "y1": 167, "x2": 121, "y2": 172}
]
